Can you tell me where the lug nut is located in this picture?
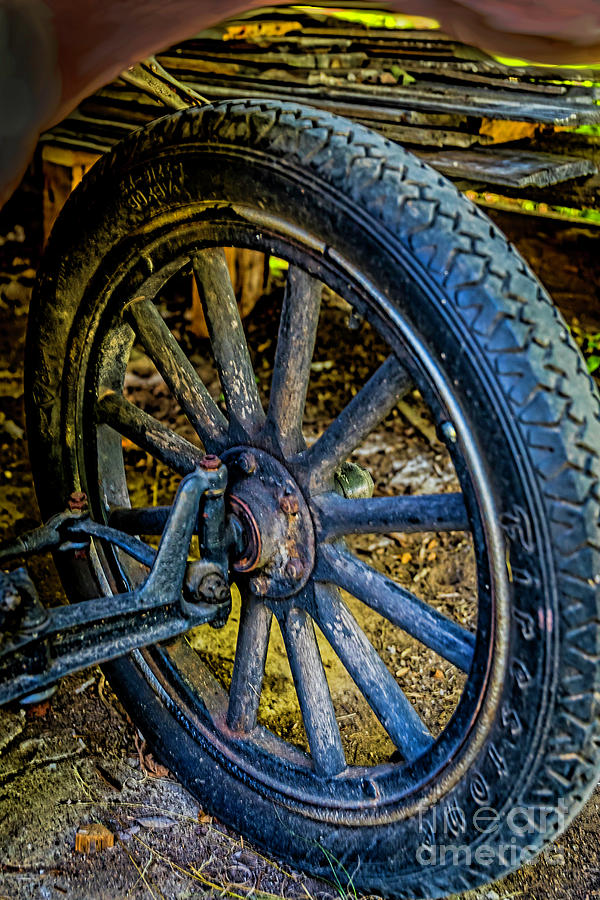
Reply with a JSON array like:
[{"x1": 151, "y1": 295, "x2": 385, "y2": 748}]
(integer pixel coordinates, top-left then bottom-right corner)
[
  {"x1": 250, "y1": 575, "x2": 269, "y2": 596},
  {"x1": 279, "y1": 493, "x2": 299, "y2": 515},
  {"x1": 237, "y1": 451, "x2": 256, "y2": 475},
  {"x1": 440, "y1": 421, "x2": 457, "y2": 444},
  {"x1": 200, "y1": 454, "x2": 221, "y2": 471},
  {"x1": 68, "y1": 491, "x2": 88, "y2": 511},
  {"x1": 285, "y1": 558, "x2": 304, "y2": 581},
  {"x1": 197, "y1": 573, "x2": 229, "y2": 603}
]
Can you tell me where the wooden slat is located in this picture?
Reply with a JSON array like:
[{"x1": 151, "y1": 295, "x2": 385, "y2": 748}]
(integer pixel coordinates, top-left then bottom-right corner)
[
  {"x1": 162, "y1": 69, "x2": 600, "y2": 125},
  {"x1": 40, "y1": 8, "x2": 600, "y2": 223},
  {"x1": 159, "y1": 49, "x2": 573, "y2": 97},
  {"x1": 418, "y1": 148, "x2": 598, "y2": 188}
]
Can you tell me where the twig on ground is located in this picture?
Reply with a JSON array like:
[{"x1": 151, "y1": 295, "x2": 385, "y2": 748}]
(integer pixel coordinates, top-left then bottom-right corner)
[
  {"x1": 396, "y1": 400, "x2": 440, "y2": 447},
  {"x1": 121, "y1": 840, "x2": 164, "y2": 900},
  {"x1": 71, "y1": 762, "x2": 98, "y2": 802},
  {"x1": 133, "y1": 833, "x2": 246, "y2": 899},
  {"x1": 97, "y1": 674, "x2": 111, "y2": 711},
  {"x1": 74, "y1": 676, "x2": 96, "y2": 695}
]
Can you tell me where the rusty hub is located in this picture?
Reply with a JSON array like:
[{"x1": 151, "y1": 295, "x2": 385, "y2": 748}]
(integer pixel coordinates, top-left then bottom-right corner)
[{"x1": 223, "y1": 447, "x2": 315, "y2": 599}]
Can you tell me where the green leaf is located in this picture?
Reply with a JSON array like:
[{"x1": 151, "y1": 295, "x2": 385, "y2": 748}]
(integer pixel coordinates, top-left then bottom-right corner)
[{"x1": 390, "y1": 65, "x2": 415, "y2": 85}]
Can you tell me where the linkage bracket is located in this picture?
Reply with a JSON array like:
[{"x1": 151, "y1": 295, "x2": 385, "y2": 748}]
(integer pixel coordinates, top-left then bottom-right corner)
[{"x1": 0, "y1": 461, "x2": 230, "y2": 705}]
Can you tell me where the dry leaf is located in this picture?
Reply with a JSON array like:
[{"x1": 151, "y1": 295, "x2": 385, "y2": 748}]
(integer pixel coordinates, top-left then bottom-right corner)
[
  {"x1": 479, "y1": 118, "x2": 536, "y2": 144},
  {"x1": 25, "y1": 698, "x2": 52, "y2": 719},
  {"x1": 135, "y1": 733, "x2": 170, "y2": 778}
]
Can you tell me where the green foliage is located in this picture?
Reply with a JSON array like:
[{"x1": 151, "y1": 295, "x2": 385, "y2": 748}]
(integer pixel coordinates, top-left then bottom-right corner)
[
  {"x1": 569, "y1": 318, "x2": 600, "y2": 374},
  {"x1": 292, "y1": 6, "x2": 438, "y2": 30},
  {"x1": 465, "y1": 189, "x2": 600, "y2": 227},
  {"x1": 574, "y1": 123, "x2": 600, "y2": 135},
  {"x1": 391, "y1": 65, "x2": 416, "y2": 85},
  {"x1": 317, "y1": 844, "x2": 359, "y2": 900},
  {"x1": 268, "y1": 256, "x2": 288, "y2": 275}
]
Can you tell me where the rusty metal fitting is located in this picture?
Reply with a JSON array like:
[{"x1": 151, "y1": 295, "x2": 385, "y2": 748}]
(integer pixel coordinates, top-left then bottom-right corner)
[
  {"x1": 285, "y1": 558, "x2": 304, "y2": 581},
  {"x1": 224, "y1": 446, "x2": 315, "y2": 599},
  {"x1": 199, "y1": 454, "x2": 221, "y2": 471},
  {"x1": 68, "y1": 491, "x2": 88, "y2": 512},
  {"x1": 250, "y1": 575, "x2": 269, "y2": 596},
  {"x1": 197, "y1": 572, "x2": 229, "y2": 603},
  {"x1": 229, "y1": 495, "x2": 262, "y2": 572},
  {"x1": 237, "y1": 451, "x2": 256, "y2": 475},
  {"x1": 279, "y1": 493, "x2": 299, "y2": 515},
  {"x1": 187, "y1": 560, "x2": 230, "y2": 604}
]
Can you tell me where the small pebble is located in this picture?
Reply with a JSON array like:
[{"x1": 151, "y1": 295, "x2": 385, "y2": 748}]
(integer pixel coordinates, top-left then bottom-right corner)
[{"x1": 117, "y1": 825, "x2": 140, "y2": 842}]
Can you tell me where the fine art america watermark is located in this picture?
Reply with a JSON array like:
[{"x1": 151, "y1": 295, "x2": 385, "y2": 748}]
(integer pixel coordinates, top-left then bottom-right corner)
[{"x1": 415, "y1": 799, "x2": 569, "y2": 868}]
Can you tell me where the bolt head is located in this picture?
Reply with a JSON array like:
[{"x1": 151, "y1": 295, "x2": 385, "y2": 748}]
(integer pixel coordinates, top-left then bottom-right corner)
[
  {"x1": 440, "y1": 421, "x2": 457, "y2": 444},
  {"x1": 250, "y1": 575, "x2": 269, "y2": 596},
  {"x1": 279, "y1": 493, "x2": 299, "y2": 515},
  {"x1": 347, "y1": 310, "x2": 363, "y2": 331},
  {"x1": 200, "y1": 454, "x2": 221, "y2": 471},
  {"x1": 285, "y1": 558, "x2": 304, "y2": 580},
  {"x1": 237, "y1": 451, "x2": 256, "y2": 475},
  {"x1": 198, "y1": 573, "x2": 229, "y2": 602},
  {"x1": 68, "y1": 491, "x2": 88, "y2": 511}
]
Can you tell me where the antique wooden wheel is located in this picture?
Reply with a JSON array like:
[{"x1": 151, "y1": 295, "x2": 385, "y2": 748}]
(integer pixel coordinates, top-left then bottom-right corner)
[{"x1": 26, "y1": 101, "x2": 600, "y2": 898}]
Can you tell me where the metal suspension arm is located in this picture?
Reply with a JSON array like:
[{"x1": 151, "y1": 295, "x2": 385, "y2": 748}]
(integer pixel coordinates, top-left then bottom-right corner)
[{"x1": 0, "y1": 462, "x2": 232, "y2": 706}]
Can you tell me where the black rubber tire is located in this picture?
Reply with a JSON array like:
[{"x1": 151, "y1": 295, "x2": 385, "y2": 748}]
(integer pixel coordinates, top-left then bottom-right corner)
[{"x1": 26, "y1": 101, "x2": 600, "y2": 899}]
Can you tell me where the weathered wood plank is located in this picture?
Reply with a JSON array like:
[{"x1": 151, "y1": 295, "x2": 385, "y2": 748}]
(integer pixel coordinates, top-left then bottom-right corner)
[
  {"x1": 352, "y1": 120, "x2": 490, "y2": 148},
  {"x1": 41, "y1": 8, "x2": 600, "y2": 225},
  {"x1": 159, "y1": 49, "x2": 572, "y2": 96},
  {"x1": 166, "y1": 72, "x2": 600, "y2": 125},
  {"x1": 418, "y1": 148, "x2": 598, "y2": 188}
]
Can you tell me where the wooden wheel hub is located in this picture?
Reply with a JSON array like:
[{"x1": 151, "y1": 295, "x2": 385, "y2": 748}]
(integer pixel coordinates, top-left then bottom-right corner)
[{"x1": 224, "y1": 447, "x2": 315, "y2": 599}]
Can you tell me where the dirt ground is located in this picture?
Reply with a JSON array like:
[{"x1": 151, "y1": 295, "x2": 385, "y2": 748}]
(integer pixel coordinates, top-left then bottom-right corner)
[{"x1": 1, "y1": 183, "x2": 600, "y2": 900}]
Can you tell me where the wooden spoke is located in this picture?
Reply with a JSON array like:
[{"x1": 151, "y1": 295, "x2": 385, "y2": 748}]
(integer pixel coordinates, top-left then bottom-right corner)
[
  {"x1": 302, "y1": 355, "x2": 413, "y2": 492},
  {"x1": 312, "y1": 492, "x2": 470, "y2": 540},
  {"x1": 312, "y1": 585, "x2": 433, "y2": 759},
  {"x1": 108, "y1": 505, "x2": 172, "y2": 535},
  {"x1": 192, "y1": 248, "x2": 264, "y2": 438},
  {"x1": 316, "y1": 544, "x2": 475, "y2": 673},
  {"x1": 127, "y1": 297, "x2": 227, "y2": 452},
  {"x1": 97, "y1": 391, "x2": 202, "y2": 475},
  {"x1": 279, "y1": 604, "x2": 346, "y2": 776},
  {"x1": 227, "y1": 595, "x2": 272, "y2": 734},
  {"x1": 265, "y1": 266, "x2": 322, "y2": 455}
]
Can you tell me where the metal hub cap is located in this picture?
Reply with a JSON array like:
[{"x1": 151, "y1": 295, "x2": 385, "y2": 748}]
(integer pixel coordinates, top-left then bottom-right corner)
[{"x1": 224, "y1": 446, "x2": 315, "y2": 599}]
